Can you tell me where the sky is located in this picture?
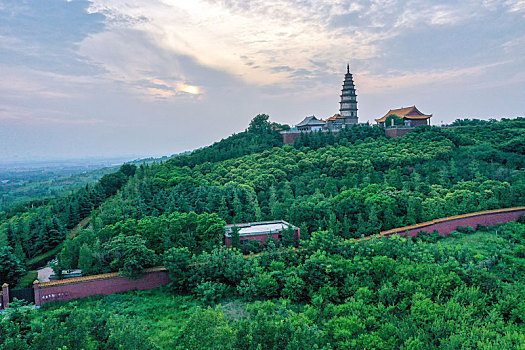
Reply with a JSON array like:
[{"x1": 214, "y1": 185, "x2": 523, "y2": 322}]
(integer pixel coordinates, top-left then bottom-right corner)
[{"x1": 1, "y1": 0, "x2": 524, "y2": 161}]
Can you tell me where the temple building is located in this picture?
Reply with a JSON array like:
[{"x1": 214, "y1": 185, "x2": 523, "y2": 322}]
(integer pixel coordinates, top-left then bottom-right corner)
[
  {"x1": 339, "y1": 64, "x2": 358, "y2": 124},
  {"x1": 296, "y1": 115, "x2": 326, "y2": 131},
  {"x1": 325, "y1": 114, "x2": 345, "y2": 130},
  {"x1": 375, "y1": 106, "x2": 432, "y2": 127}
]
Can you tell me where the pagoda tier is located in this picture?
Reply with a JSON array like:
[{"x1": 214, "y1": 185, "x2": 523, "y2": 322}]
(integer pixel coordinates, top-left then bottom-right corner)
[{"x1": 339, "y1": 64, "x2": 358, "y2": 123}]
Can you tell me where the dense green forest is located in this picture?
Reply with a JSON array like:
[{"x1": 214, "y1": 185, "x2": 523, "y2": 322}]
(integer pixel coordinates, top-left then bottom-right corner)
[
  {"x1": 1, "y1": 116, "x2": 525, "y2": 280},
  {"x1": 2, "y1": 221, "x2": 525, "y2": 349},
  {"x1": 51, "y1": 117, "x2": 524, "y2": 277},
  {"x1": 1, "y1": 115, "x2": 525, "y2": 349}
]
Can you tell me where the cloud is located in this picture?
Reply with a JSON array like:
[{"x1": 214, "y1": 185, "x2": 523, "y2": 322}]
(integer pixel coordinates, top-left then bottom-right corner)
[
  {"x1": 0, "y1": 0, "x2": 524, "y2": 161},
  {"x1": 82, "y1": 0, "x2": 388, "y2": 88},
  {"x1": 396, "y1": 6, "x2": 464, "y2": 28},
  {"x1": 0, "y1": 103, "x2": 108, "y2": 126},
  {"x1": 502, "y1": 36, "x2": 525, "y2": 59},
  {"x1": 507, "y1": 0, "x2": 525, "y2": 15},
  {"x1": 80, "y1": 0, "x2": 523, "y2": 97},
  {"x1": 0, "y1": 65, "x2": 72, "y2": 99},
  {"x1": 482, "y1": 0, "x2": 525, "y2": 15},
  {"x1": 359, "y1": 60, "x2": 511, "y2": 93}
]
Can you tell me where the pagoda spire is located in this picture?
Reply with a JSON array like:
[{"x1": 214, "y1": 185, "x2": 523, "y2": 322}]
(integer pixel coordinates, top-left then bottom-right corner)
[{"x1": 339, "y1": 65, "x2": 358, "y2": 124}]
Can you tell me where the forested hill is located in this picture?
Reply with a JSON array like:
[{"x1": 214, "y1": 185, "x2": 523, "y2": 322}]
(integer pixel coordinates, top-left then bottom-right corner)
[{"x1": 1, "y1": 116, "x2": 525, "y2": 285}]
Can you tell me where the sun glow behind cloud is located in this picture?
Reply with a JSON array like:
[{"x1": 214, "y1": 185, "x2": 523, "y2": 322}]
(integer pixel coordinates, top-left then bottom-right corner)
[{"x1": 177, "y1": 83, "x2": 199, "y2": 95}]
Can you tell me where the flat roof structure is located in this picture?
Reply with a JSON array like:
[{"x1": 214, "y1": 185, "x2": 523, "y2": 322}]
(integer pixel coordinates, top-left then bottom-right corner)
[{"x1": 225, "y1": 220, "x2": 297, "y2": 238}]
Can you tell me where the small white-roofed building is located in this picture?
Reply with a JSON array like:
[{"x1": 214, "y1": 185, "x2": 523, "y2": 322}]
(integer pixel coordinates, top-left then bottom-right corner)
[{"x1": 224, "y1": 220, "x2": 300, "y2": 248}]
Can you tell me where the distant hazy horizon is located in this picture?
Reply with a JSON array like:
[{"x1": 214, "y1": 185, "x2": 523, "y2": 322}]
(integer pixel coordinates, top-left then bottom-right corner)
[{"x1": 0, "y1": 155, "x2": 138, "y2": 168}]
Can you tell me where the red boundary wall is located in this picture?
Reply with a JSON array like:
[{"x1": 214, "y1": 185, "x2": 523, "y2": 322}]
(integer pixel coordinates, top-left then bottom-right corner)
[
  {"x1": 371, "y1": 206, "x2": 525, "y2": 240},
  {"x1": 384, "y1": 128, "x2": 414, "y2": 139},
  {"x1": 282, "y1": 132, "x2": 302, "y2": 145},
  {"x1": 33, "y1": 267, "x2": 170, "y2": 306},
  {"x1": 1, "y1": 207, "x2": 523, "y2": 309}
]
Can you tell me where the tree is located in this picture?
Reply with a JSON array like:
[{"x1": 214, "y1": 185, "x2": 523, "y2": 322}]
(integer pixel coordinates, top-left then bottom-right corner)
[
  {"x1": 119, "y1": 163, "x2": 137, "y2": 177},
  {"x1": 384, "y1": 114, "x2": 405, "y2": 127},
  {"x1": 176, "y1": 308, "x2": 234, "y2": 349},
  {"x1": 280, "y1": 225, "x2": 297, "y2": 248},
  {"x1": 98, "y1": 172, "x2": 127, "y2": 197},
  {"x1": 230, "y1": 226, "x2": 241, "y2": 250},
  {"x1": 248, "y1": 114, "x2": 271, "y2": 134},
  {"x1": 163, "y1": 247, "x2": 193, "y2": 292},
  {"x1": 0, "y1": 246, "x2": 25, "y2": 285},
  {"x1": 77, "y1": 243, "x2": 95, "y2": 275},
  {"x1": 103, "y1": 234, "x2": 157, "y2": 277}
]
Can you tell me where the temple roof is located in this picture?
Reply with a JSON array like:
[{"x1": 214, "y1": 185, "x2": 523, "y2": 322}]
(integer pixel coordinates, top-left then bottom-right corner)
[
  {"x1": 326, "y1": 114, "x2": 345, "y2": 121},
  {"x1": 296, "y1": 115, "x2": 326, "y2": 127},
  {"x1": 375, "y1": 106, "x2": 432, "y2": 123}
]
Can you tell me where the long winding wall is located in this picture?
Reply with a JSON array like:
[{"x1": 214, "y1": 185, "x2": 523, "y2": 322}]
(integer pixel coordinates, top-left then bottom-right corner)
[
  {"x1": 375, "y1": 206, "x2": 525, "y2": 239},
  {"x1": 1, "y1": 207, "x2": 524, "y2": 309}
]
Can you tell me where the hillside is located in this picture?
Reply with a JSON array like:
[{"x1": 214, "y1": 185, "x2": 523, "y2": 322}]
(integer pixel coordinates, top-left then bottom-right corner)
[
  {"x1": 1, "y1": 116, "x2": 525, "y2": 349},
  {"x1": 1, "y1": 116, "x2": 524, "y2": 275},
  {"x1": 2, "y1": 221, "x2": 525, "y2": 349}
]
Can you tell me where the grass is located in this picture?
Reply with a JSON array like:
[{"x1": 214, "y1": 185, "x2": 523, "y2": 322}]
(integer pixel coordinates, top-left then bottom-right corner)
[
  {"x1": 68, "y1": 216, "x2": 91, "y2": 237},
  {"x1": 14, "y1": 270, "x2": 38, "y2": 290},
  {"x1": 437, "y1": 229, "x2": 510, "y2": 257},
  {"x1": 38, "y1": 287, "x2": 255, "y2": 348},
  {"x1": 41, "y1": 288, "x2": 204, "y2": 348}
]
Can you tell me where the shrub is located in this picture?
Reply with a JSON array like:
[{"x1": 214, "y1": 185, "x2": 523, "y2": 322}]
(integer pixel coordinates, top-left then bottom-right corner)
[{"x1": 195, "y1": 281, "x2": 229, "y2": 305}]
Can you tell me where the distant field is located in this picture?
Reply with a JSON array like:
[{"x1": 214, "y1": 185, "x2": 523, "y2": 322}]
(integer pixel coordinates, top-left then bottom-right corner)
[
  {"x1": 0, "y1": 156, "x2": 173, "y2": 211},
  {"x1": 0, "y1": 167, "x2": 115, "y2": 210}
]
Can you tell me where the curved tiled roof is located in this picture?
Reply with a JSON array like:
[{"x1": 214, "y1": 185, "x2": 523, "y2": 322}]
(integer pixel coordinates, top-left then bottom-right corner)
[
  {"x1": 296, "y1": 115, "x2": 326, "y2": 126},
  {"x1": 326, "y1": 114, "x2": 344, "y2": 121},
  {"x1": 376, "y1": 106, "x2": 431, "y2": 123}
]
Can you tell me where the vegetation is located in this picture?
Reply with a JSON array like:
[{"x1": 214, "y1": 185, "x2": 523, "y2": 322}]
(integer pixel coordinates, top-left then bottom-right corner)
[
  {"x1": 54, "y1": 118, "x2": 524, "y2": 273},
  {"x1": 384, "y1": 114, "x2": 405, "y2": 127},
  {"x1": 0, "y1": 164, "x2": 137, "y2": 282},
  {"x1": 0, "y1": 246, "x2": 25, "y2": 286},
  {"x1": 2, "y1": 221, "x2": 525, "y2": 349},
  {"x1": 1, "y1": 115, "x2": 524, "y2": 349}
]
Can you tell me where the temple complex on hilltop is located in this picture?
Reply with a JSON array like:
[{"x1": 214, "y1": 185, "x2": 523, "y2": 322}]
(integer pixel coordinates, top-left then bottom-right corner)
[
  {"x1": 281, "y1": 64, "x2": 433, "y2": 144},
  {"x1": 282, "y1": 65, "x2": 360, "y2": 143},
  {"x1": 293, "y1": 64, "x2": 359, "y2": 132}
]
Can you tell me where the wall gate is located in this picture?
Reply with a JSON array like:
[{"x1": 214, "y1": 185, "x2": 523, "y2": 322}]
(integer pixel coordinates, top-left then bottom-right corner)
[{"x1": 9, "y1": 287, "x2": 35, "y2": 304}]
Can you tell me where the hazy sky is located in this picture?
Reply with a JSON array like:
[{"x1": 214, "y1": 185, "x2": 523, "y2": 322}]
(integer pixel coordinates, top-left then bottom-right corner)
[{"x1": 1, "y1": 0, "x2": 524, "y2": 161}]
